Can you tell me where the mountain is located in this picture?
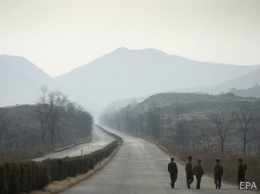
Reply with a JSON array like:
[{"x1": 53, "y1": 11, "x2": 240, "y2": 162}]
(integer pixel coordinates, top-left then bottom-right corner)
[
  {"x1": 55, "y1": 47, "x2": 260, "y2": 114},
  {"x1": 0, "y1": 55, "x2": 58, "y2": 106},
  {"x1": 217, "y1": 68, "x2": 260, "y2": 90},
  {"x1": 134, "y1": 92, "x2": 249, "y2": 112},
  {"x1": 176, "y1": 68, "x2": 260, "y2": 95},
  {"x1": 2, "y1": 48, "x2": 259, "y2": 112},
  {"x1": 233, "y1": 85, "x2": 260, "y2": 97}
]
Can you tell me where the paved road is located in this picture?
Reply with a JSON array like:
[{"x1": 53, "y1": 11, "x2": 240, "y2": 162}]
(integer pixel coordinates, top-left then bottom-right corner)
[
  {"x1": 34, "y1": 126, "x2": 115, "y2": 161},
  {"x1": 61, "y1": 127, "x2": 259, "y2": 194}
]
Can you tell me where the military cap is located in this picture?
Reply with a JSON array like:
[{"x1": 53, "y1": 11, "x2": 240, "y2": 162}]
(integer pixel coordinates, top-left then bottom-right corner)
[
  {"x1": 188, "y1": 156, "x2": 192, "y2": 159},
  {"x1": 197, "y1": 159, "x2": 201, "y2": 162},
  {"x1": 216, "y1": 159, "x2": 220, "y2": 162},
  {"x1": 238, "y1": 158, "x2": 242, "y2": 161}
]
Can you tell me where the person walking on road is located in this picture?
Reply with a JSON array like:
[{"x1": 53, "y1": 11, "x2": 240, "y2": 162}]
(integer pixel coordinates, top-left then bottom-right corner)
[
  {"x1": 168, "y1": 157, "x2": 178, "y2": 188},
  {"x1": 214, "y1": 159, "x2": 223, "y2": 189},
  {"x1": 238, "y1": 158, "x2": 247, "y2": 189},
  {"x1": 185, "y1": 156, "x2": 193, "y2": 189},
  {"x1": 193, "y1": 159, "x2": 204, "y2": 189}
]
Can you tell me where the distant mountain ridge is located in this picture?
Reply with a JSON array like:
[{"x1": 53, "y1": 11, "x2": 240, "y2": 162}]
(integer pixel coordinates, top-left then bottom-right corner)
[
  {"x1": 55, "y1": 47, "x2": 260, "y2": 113},
  {"x1": 175, "y1": 67, "x2": 260, "y2": 94},
  {"x1": 218, "y1": 68, "x2": 260, "y2": 90},
  {"x1": 232, "y1": 85, "x2": 260, "y2": 98},
  {"x1": 1, "y1": 48, "x2": 260, "y2": 113},
  {"x1": 0, "y1": 55, "x2": 58, "y2": 106}
]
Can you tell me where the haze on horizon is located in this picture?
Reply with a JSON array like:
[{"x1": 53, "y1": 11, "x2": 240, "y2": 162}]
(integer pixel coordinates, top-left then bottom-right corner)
[{"x1": 1, "y1": 0, "x2": 260, "y2": 77}]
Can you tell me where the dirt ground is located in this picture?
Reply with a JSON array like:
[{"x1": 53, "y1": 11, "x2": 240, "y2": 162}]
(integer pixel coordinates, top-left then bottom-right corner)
[{"x1": 29, "y1": 147, "x2": 120, "y2": 194}]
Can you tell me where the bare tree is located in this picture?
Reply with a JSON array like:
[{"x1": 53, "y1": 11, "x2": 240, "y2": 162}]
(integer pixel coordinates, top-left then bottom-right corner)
[
  {"x1": 198, "y1": 126, "x2": 215, "y2": 151},
  {"x1": 167, "y1": 113, "x2": 175, "y2": 142},
  {"x1": 2, "y1": 123, "x2": 18, "y2": 151},
  {"x1": 0, "y1": 109, "x2": 10, "y2": 152},
  {"x1": 146, "y1": 105, "x2": 163, "y2": 139},
  {"x1": 252, "y1": 125, "x2": 260, "y2": 157},
  {"x1": 166, "y1": 102, "x2": 184, "y2": 142},
  {"x1": 35, "y1": 86, "x2": 49, "y2": 144},
  {"x1": 209, "y1": 110, "x2": 234, "y2": 153},
  {"x1": 54, "y1": 91, "x2": 68, "y2": 141},
  {"x1": 47, "y1": 91, "x2": 68, "y2": 144},
  {"x1": 173, "y1": 102, "x2": 182, "y2": 128},
  {"x1": 67, "y1": 102, "x2": 93, "y2": 138},
  {"x1": 234, "y1": 103, "x2": 259, "y2": 155},
  {"x1": 175, "y1": 119, "x2": 191, "y2": 150},
  {"x1": 159, "y1": 107, "x2": 166, "y2": 140},
  {"x1": 136, "y1": 113, "x2": 145, "y2": 137}
]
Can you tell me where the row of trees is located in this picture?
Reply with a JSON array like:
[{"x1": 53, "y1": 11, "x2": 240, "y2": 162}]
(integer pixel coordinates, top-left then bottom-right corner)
[
  {"x1": 0, "y1": 87, "x2": 93, "y2": 160},
  {"x1": 208, "y1": 105, "x2": 260, "y2": 155},
  {"x1": 100, "y1": 101, "x2": 260, "y2": 156},
  {"x1": 35, "y1": 86, "x2": 93, "y2": 145},
  {"x1": 0, "y1": 108, "x2": 29, "y2": 155}
]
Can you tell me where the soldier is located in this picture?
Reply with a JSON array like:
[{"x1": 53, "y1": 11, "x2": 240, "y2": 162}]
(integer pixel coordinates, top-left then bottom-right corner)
[
  {"x1": 168, "y1": 157, "x2": 178, "y2": 188},
  {"x1": 185, "y1": 156, "x2": 193, "y2": 189},
  {"x1": 214, "y1": 159, "x2": 223, "y2": 189},
  {"x1": 193, "y1": 159, "x2": 204, "y2": 189},
  {"x1": 238, "y1": 158, "x2": 247, "y2": 189}
]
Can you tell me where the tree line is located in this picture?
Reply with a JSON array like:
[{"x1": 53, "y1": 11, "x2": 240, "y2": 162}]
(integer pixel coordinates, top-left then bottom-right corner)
[
  {"x1": 0, "y1": 87, "x2": 93, "y2": 160},
  {"x1": 100, "y1": 100, "x2": 260, "y2": 156}
]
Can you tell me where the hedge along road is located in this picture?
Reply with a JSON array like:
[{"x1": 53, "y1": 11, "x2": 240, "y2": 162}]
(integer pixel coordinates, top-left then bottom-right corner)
[
  {"x1": 60, "y1": 126, "x2": 259, "y2": 194},
  {"x1": 34, "y1": 126, "x2": 115, "y2": 161}
]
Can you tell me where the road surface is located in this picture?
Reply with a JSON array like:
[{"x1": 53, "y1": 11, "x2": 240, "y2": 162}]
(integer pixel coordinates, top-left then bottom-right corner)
[
  {"x1": 61, "y1": 126, "x2": 259, "y2": 194},
  {"x1": 34, "y1": 126, "x2": 115, "y2": 161}
]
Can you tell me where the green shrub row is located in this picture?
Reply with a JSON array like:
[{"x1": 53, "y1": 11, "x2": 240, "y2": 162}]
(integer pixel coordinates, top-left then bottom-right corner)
[{"x1": 0, "y1": 140, "x2": 118, "y2": 194}]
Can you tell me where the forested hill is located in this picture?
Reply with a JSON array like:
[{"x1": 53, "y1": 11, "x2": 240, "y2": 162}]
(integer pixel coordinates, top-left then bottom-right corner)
[
  {"x1": 100, "y1": 92, "x2": 260, "y2": 156},
  {"x1": 0, "y1": 90, "x2": 93, "y2": 160},
  {"x1": 133, "y1": 92, "x2": 255, "y2": 113}
]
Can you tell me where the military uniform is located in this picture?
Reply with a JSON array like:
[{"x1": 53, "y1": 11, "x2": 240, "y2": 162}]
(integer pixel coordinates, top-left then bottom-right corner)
[
  {"x1": 193, "y1": 162, "x2": 204, "y2": 189},
  {"x1": 238, "y1": 163, "x2": 247, "y2": 187},
  {"x1": 168, "y1": 160, "x2": 178, "y2": 188},
  {"x1": 185, "y1": 160, "x2": 193, "y2": 188},
  {"x1": 214, "y1": 162, "x2": 223, "y2": 189}
]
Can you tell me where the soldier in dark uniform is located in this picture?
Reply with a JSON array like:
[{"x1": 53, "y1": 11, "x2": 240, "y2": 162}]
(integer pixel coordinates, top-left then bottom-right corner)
[
  {"x1": 238, "y1": 158, "x2": 247, "y2": 189},
  {"x1": 214, "y1": 159, "x2": 223, "y2": 189},
  {"x1": 193, "y1": 159, "x2": 204, "y2": 189},
  {"x1": 168, "y1": 157, "x2": 178, "y2": 188},
  {"x1": 185, "y1": 156, "x2": 193, "y2": 189}
]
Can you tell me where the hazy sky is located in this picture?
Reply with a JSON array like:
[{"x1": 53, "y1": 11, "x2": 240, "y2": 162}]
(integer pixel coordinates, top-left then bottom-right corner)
[{"x1": 0, "y1": 0, "x2": 260, "y2": 77}]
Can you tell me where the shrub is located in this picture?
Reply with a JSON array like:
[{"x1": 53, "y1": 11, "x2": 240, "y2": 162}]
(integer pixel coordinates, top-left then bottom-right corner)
[
  {"x1": 0, "y1": 162, "x2": 7, "y2": 194},
  {"x1": 6, "y1": 162, "x2": 20, "y2": 194},
  {"x1": 0, "y1": 139, "x2": 118, "y2": 193}
]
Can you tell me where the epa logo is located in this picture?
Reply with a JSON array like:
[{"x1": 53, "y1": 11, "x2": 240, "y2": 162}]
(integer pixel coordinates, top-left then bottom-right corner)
[{"x1": 240, "y1": 182, "x2": 257, "y2": 190}]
